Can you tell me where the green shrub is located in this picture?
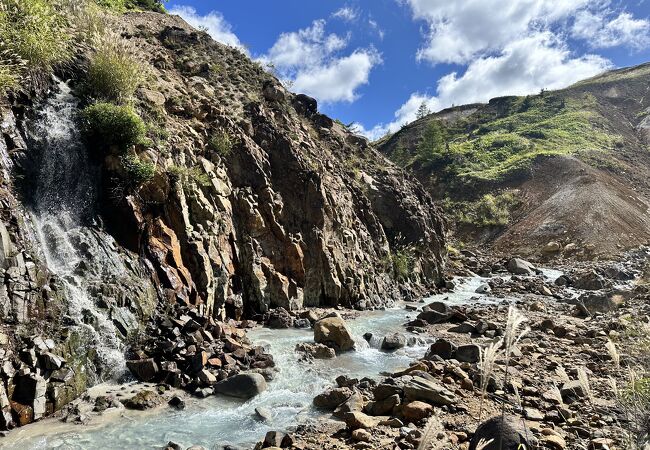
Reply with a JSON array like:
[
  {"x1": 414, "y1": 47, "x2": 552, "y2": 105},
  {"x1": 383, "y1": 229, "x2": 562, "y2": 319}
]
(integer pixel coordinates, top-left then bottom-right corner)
[
  {"x1": 167, "y1": 165, "x2": 211, "y2": 188},
  {"x1": 85, "y1": 33, "x2": 143, "y2": 103},
  {"x1": 386, "y1": 248, "x2": 414, "y2": 281},
  {"x1": 208, "y1": 130, "x2": 236, "y2": 156},
  {"x1": 0, "y1": 0, "x2": 75, "y2": 88},
  {"x1": 81, "y1": 102, "x2": 146, "y2": 152},
  {"x1": 120, "y1": 154, "x2": 155, "y2": 185}
]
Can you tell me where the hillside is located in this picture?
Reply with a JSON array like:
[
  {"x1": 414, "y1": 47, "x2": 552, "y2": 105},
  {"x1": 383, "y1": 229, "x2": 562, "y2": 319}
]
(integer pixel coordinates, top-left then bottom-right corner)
[{"x1": 377, "y1": 63, "x2": 650, "y2": 258}]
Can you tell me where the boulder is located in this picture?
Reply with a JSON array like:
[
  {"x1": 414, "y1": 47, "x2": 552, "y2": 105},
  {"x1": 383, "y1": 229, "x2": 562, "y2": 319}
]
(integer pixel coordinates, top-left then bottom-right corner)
[
  {"x1": 126, "y1": 358, "x2": 159, "y2": 382},
  {"x1": 401, "y1": 400, "x2": 433, "y2": 421},
  {"x1": 214, "y1": 373, "x2": 267, "y2": 399},
  {"x1": 295, "y1": 342, "x2": 335, "y2": 359},
  {"x1": 314, "y1": 315, "x2": 355, "y2": 352},
  {"x1": 403, "y1": 375, "x2": 456, "y2": 406},
  {"x1": 507, "y1": 258, "x2": 537, "y2": 275},
  {"x1": 344, "y1": 411, "x2": 381, "y2": 429},
  {"x1": 573, "y1": 271, "x2": 610, "y2": 290},
  {"x1": 381, "y1": 333, "x2": 406, "y2": 350},
  {"x1": 425, "y1": 339, "x2": 457, "y2": 360},
  {"x1": 469, "y1": 415, "x2": 536, "y2": 450},
  {"x1": 455, "y1": 344, "x2": 480, "y2": 363},
  {"x1": 313, "y1": 387, "x2": 352, "y2": 410},
  {"x1": 475, "y1": 283, "x2": 491, "y2": 294},
  {"x1": 579, "y1": 292, "x2": 624, "y2": 314},
  {"x1": 123, "y1": 390, "x2": 163, "y2": 410},
  {"x1": 266, "y1": 307, "x2": 293, "y2": 329}
]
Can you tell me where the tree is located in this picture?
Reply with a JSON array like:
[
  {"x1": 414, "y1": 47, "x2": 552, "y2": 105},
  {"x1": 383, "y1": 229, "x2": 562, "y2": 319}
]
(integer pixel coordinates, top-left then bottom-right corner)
[
  {"x1": 417, "y1": 120, "x2": 447, "y2": 166},
  {"x1": 416, "y1": 101, "x2": 431, "y2": 120}
]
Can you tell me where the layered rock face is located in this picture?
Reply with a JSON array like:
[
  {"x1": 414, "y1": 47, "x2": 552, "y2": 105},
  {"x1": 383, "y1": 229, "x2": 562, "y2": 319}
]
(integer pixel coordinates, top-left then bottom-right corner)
[
  {"x1": 103, "y1": 12, "x2": 446, "y2": 317},
  {"x1": 0, "y1": 11, "x2": 445, "y2": 429}
]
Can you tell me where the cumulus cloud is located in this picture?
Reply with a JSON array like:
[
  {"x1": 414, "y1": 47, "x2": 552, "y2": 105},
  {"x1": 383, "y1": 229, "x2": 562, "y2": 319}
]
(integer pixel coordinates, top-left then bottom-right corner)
[
  {"x1": 358, "y1": 32, "x2": 610, "y2": 140},
  {"x1": 404, "y1": 0, "x2": 648, "y2": 65},
  {"x1": 572, "y1": 11, "x2": 650, "y2": 49},
  {"x1": 169, "y1": 5, "x2": 246, "y2": 52},
  {"x1": 261, "y1": 20, "x2": 381, "y2": 104}
]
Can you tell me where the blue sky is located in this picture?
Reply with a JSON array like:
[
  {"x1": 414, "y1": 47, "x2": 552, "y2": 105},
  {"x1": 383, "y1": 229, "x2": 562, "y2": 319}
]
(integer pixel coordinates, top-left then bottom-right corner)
[{"x1": 166, "y1": 0, "x2": 650, "y2": 139}]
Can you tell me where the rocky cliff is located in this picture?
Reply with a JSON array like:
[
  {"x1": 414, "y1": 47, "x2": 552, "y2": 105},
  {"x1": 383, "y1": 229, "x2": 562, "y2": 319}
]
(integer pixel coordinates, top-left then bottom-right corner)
[{"x1": 0, "y1": 11, "x2": 445, "y2": 429}]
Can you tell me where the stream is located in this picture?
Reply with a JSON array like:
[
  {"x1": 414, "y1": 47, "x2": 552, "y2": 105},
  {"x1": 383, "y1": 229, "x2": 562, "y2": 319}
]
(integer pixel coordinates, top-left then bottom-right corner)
[{"x1": 4, "y1": 275, "x2": 518, "y2": 450}]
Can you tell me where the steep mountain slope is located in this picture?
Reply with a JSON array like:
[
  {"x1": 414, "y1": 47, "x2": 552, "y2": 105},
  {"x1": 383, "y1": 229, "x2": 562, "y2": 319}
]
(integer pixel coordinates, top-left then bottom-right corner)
[
  {"x1": 0, "y1": 10, "x2": 445, "y2": 429},
  {"x1": 378, "y1": 63, "x2": 650, "y2": 258}
]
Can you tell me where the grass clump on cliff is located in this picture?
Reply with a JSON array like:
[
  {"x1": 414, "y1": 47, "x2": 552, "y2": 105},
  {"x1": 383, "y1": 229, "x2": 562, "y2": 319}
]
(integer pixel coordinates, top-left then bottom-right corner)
[
  {"x1": 209, "y1": 130, "x2": 236, "y2": 156},
  {"x1": 93, "y1": 0, "x2": 165, "y2": 13},
  {"x1": 85, "y1": 33, "x2": 143, "y2": 104},
  {"x1": 0, "y1": 0, "x2": 75, "y2": 90},
  {"x1": 81, "y1": 102, "x2": 146, "y2": 152},
  {"x1": 120, "y1": 154, "x2": 155, "y2": 185}
]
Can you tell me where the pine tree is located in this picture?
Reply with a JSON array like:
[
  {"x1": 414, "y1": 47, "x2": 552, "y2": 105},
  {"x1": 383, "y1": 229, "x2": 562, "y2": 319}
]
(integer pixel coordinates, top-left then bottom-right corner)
[
  {"x1": 417, "y1": 120, "x2": 447, "y2": 166},
  {"x1": 416, "y1": 101, "x2": 431, "y2": 120}
]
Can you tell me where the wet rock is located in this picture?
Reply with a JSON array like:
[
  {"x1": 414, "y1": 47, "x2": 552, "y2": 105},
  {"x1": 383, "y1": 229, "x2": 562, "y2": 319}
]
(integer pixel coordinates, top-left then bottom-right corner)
[
  {"x1": 507, "y1": 258, "x2": 537, "y2": 275},
  {"x1": 475, "y1": 283, "x2": 491, "y2": 294},
  {"x1": 168, "y1": 395, "x2": 185, "y2": 410},
  {"x1": 39, "y1": 352, "x2": 65, "y2": 370},
  {"x1": 254, "y1": 406, "x2": 272, "y2": 422},
  {"x1": 469, "y1": 415, "x2": 536, "y2": 450},
  {"x1": 214, "y1": 373, "x2": 267, "y2": 399},
  {"x1": 126, "y1": 358, "x2": 159, "y2": 382},
  {"x1": 424, "y1": 339, "x2": 457, "y2": 360},
  {"x1": 295, "y1": 342, "x2": 335, "y2": 359},
  {"x1": 313, "y1": 314, "x2": 355, "y2": 352},
  {"x1": 123, "y1": 390, "x2": 163, "y2": 410},
  {"x1": 313, "y1": 387, "x2": 352, "y2": 410},
  {"x1": 573, "y1": 270, "x2": 610, "y2": 290},
  {"x1": 381, "y1": 333, "x2": 406, "y2": 350},
  {"x1": 403, "y1": 375, "x2": 456, "y2": 405},
  {"x1": 265, "y1": 307, "x2": 293, "y2": 329}
]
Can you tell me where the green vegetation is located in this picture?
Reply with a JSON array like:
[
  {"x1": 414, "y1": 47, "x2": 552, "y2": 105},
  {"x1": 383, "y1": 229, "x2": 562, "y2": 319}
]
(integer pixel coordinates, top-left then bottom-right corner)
[
  {"x1": 0, "y1": 0, "x2": 75, "y2": 90},
  {"x1": 120, "y1": 154, "x2": 155, "y2": 185},
  {"x1": 85, "y1": 33, "x2": 143, "y2": 104},
  {"x1": 395, "y1": 93, "x2": 621, "y2": 185},
  {"x1": 386, "y1": 248, "x2": 414, "y2": 281},
  {"x1": 93, "y1": 0, "x2": 165, "y2": 13},
  {"x1": 208, "y1": 130, "x2": 236, "y2": 156},
  {"x1": 444, "y1": 191, "x2": 520, "y2": 227},
  {"x1": 167, "y1": 165, "x2": 211, "y2": 188},
  {"x1": 81, "y1": 102, "x2": 146, "y2": 152}
]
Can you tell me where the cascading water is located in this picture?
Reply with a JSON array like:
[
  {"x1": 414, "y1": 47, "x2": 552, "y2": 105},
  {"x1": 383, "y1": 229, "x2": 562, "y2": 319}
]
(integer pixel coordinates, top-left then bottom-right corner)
[{"x1": 25, "y1": 78, "x2": 128, "y2": 382}]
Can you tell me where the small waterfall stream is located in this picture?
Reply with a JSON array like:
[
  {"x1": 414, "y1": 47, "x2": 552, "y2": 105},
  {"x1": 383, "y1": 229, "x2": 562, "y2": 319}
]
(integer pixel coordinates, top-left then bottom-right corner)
[{"x1": 25, "y1": 79, "x2": 128, "y2": 382}]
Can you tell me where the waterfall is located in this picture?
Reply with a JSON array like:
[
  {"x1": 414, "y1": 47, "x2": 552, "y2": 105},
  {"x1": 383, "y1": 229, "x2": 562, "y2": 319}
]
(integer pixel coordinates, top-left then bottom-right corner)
[{"x1": 25, "y1": 78, "x2": 128, "y2": 382}]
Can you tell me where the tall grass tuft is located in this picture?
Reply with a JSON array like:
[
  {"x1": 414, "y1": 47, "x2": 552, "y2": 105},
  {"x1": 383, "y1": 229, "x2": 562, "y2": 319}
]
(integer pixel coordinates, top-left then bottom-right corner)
[
  {"x1": 85, "y1": 32, "x2": 143, "y2": 104},
  {"x1": 0, "y1": 0, "x2": 75, "y2": 90}
]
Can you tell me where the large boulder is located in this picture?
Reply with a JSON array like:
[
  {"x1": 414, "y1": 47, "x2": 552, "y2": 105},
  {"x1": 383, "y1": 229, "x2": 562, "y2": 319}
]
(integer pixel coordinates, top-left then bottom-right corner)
[
  {"x1": 403, "y1": 375, "x2": 456, "y2": 406},
  {"x1": 314, "y1": 314, "x2": 355, "y2": 352},
  {"x1": 381, "y1": 333, "x2": 406, "y2": 351},
  {"x1": 126, "y1": 358, "x2": 159, "y2": 382},
  {"x1": 214, "y1": 373, "x2": 267, "y2": 399},
  {"x1": 123, "y1": 390, "x2": 163, "y2": 410},
  {"x1": 469, "y1": 415, "x2": 536, "y2": 450},
  {"x1": 313, "y1": 387, "x2": 352, "y2": 410},
  {"x1": 573, "y1": 270, "x2": 610, "y2": 290},
  {"x1": 507, "y1": 258, "x2": 537, "y2": 275}
]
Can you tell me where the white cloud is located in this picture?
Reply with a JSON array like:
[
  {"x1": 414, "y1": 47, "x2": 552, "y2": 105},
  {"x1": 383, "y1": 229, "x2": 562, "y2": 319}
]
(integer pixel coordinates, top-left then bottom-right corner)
[
  {"x1": 572, "y1": 11, "x2": 650, "y2": 49},
  {"x1": 405, "y1": 0, "x2": 591, "y2": 65},
  {"x1": 292, "y1": 50, "x2": 381, "y2": 103},
  {"x1": 358, "y1": 32, "x2": 610, "y2": 140},
  {"x1": 261, "y1": 20, "x2": 381, "y2": 104},
  {"x1": 333, "y1": 6, "x2": 359, "y2": 22},
  {"x1": 169, "y1": 6, "x2": 246, "y2": 52},
  {"x1": 404, "y1": 0, "x2": 648, "y2": 65}
]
